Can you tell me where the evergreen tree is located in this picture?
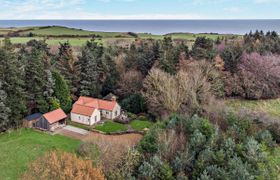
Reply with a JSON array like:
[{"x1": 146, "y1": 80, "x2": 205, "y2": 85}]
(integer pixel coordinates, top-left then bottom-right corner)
[
  {"x1": 78, "y1": 39, "x2": 104, "y2": 97},
  {"x1": 56, "y1": 42, "x2": 80, "y2": 95},
  {"x1": 158, "y1": 37, "x2": 180, "y2": 74},
  {"x1": 52, "y1": 71, "x2": 72, "y2": 112},
  {"x1": 25, "y1": 48, "x2": 49, "y2": 113},
  {"x1": 0, "y1": 45, "x2": 26, "y2": 127},
  {"x1": 101, "y1": 51, "x2": 119, "y2": 96},
  {"x1": 137, "y1": 42, "x2": 157, "y2": 75},
  {"x1": 191, "y1": 37, "x2": 215, "y2": 60},
  {"x1": 0, "y1": 81, "x2": 11, "y2": 132}
]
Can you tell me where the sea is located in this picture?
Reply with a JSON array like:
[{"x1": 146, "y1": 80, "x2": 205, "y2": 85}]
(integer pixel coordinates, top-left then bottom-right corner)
[{"x1": 0, "y1": 20, "x2": 280, "y2": 35}]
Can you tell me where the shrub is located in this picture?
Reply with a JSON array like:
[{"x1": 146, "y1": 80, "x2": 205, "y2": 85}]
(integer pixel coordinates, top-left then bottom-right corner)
[
  {"x1": 138, "y1": 156, "x2": 173, "y2": 180},
  {"x1": 138, "y1": 127, "x2": 159, "y2": 154},
  {"x1": 22, "y1": 151, "x2": 105, "y2": 180}
]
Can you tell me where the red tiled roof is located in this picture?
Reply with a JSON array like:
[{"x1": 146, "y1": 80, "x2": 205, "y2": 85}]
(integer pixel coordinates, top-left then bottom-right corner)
[
  {"x1": 43, "y1": 108, "x2": 67, "y2": 124},
  {"x1": 71, "y1": 104, "x2": 96, "y2": 116},
  {"x1": 71, "y1": 96, "x2": 117, "y2": 116}
]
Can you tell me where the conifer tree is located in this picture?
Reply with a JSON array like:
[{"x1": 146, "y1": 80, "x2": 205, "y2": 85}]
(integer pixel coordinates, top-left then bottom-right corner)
[
  {"x1": 56, "y1": 42, "x2": 80, "y2": 95},
  {"x1": 52, "y1": 71, "x2": 72, "y2": 112},
  {"x1": 78, "y1": 39, "x2": 104, "y2": 97},
  {"x1": 158, "y1": 37, "x2": 180, "y2": 74},
  {"x1": 0, "y1": 81, "x2": 11, "y2": 132},
  {"x1": 0, "y1": 44, "x2": 26, "y2": 127},
  {"x1": 25, "y1": 48, "x2": 49, "y2": 113}
]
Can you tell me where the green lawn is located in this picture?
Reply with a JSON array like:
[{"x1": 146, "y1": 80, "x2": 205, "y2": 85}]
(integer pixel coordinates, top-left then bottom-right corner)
[
  {"x1": 94, "y1": 121, "x2": 128, "y2": 133},
  {"x1": 226, "y1": 98, "x2": 280, "y2": 119},
  {"x1": 130, "y1": 120, "x2": 154, "y2": 131},
  {"x1": 0, "y1": 128, "x2": 81, "y2": 180}
]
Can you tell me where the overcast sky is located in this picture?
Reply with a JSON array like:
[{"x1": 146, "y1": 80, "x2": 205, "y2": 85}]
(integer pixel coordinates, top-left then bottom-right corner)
[{"x1": 0, "y1": 0, "x2": 279, "y2": 19}]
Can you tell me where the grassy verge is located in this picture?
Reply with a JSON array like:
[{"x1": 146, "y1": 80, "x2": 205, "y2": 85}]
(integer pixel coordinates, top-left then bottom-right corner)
[
  {"x1": 0, "y1": 128, "x2": 80, "y2": 180},
  {"x1": 130, "y1": 120, "x2": 154, "y2": 131},
  {"x1": 95, "y1": 121, "x2": 128, "y2": 133},
  {"x1": 226, "y1": 98, "x2": 280, "y2": 119}
]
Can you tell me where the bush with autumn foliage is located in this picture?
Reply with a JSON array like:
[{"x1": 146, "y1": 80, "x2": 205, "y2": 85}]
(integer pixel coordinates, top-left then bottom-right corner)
[{"x1": 22, "y1": 151, "x2": 105, "y2": 180}]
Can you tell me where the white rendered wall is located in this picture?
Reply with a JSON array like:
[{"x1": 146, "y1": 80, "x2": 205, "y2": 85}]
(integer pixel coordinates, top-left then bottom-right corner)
[{"x1": 71, "y1": 110, "x2": 101, "y2": 125}]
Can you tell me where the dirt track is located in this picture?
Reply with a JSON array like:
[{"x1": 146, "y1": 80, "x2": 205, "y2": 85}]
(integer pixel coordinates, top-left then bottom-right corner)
[{"x1": 56, "y1": 128, "x2": 143, "y2": 147}]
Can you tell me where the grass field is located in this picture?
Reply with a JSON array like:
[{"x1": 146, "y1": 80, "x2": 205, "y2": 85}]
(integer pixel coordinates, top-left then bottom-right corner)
[
  {"x1": 95, "y1": 121, "x2": 128, "y2": 133},
  {"x1": 226, "y1": 98, "x2": 280, "y2": 119},
  {"x1": 0, "y1": 129, "x2": 80, "y2": 180},
  {"x1": 0, "y1": 26, "x2": 241, "y2": 47},
  {"x1": 19, "y1": 26, "x2": 132, "y2": 38},
  {"x1": 130, "y1": 120, "x2": 154, "y2": 131}
]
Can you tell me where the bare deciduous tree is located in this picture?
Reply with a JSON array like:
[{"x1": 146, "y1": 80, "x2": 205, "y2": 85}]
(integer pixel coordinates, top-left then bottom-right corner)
[{"x1": 143, "y1": 67, "x2": 215, "y2": 118}]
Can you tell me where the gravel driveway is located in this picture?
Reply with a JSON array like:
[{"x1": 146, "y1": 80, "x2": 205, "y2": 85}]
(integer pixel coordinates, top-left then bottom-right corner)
[{"x1": 62, "y1": 125, "x2": 89, "y2": 135}]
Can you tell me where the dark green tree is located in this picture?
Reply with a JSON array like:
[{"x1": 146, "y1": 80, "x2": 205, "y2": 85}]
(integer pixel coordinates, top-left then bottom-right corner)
[
  {"x1": 25, "y1": 48, "x2": 49, "y2": 113},
  {"x1": 221, "y1": 44, "x2": 243, "y2": 73},
  {"x1": 0, "y1": 81, "x2": 11, "y2": 132},
  {"x1": 101, "y1": 51, "x2": 119, "y2": 96},
  {"x1": 78, "y1": 39, "x2": 104, "y2": 97},
  {"x1": 56, "y1": 42, "x2": 80, "y2": 95},
  {"x1": 158, "y1": 37, "x2": 180, "y2": 74},
  {"x1": 191, "y1": 37, "x2": 215, "y2": 60},
  {"x1": 52, "y1": 71, "x2": 72, "y2": 113},
  {"x1": 0, "y1": 45, "x2": 26, "y2": 127}
]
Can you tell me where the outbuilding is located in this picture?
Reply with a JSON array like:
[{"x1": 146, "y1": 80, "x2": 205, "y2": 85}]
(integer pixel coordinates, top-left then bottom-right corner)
[
  {"x1": 35, "y1": 108, "x2": 67, "y2": 131},
  {"x1": 23, "y1": 113, "x2": 42, "y2": 128}
]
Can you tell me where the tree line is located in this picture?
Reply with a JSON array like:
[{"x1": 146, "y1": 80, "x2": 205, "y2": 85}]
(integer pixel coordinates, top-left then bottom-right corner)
[{"x1": 1, "y1": 30, "x2": 280, "y2": 132}]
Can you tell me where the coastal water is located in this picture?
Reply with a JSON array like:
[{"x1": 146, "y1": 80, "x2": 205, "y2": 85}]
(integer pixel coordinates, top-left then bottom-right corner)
[{"x1": 0, "y1": 20, "x2": 279, "y2": 35}]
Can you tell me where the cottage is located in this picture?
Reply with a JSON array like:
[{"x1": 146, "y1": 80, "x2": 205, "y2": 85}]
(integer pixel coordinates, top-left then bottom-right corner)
[
  {"x1": 23, "y1": 113, "x2": 42, "y2": 128},
  {"x1": 35, "y1": 108, "x2": 67, "y2": 131},
  {"x1": 71, "y1": 96, "x2": 121, "y2": 125}
]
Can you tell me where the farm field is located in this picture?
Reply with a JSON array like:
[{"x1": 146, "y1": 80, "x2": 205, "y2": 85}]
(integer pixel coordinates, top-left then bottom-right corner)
[
  {"x1": 0, "y1": 26, "x2": 240, "y2": 46},
  {"x1": 0, "y1": 129, "x2": 81, "y2": 180},
  {"x1": 226, "y1": 98, "x2": 280, "y2": 119}
]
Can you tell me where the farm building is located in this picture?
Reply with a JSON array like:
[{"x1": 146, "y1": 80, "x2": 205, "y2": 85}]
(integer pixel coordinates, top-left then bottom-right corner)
[
  {"x1": 71, "y1": 96, "x2": 121, "y2": 125},
  {"x1": 35, "y1": 108, "x2": 67, "y2": 131},
  {"x1": 23, "y1": 113, "x2": 42, "y2": 128}
]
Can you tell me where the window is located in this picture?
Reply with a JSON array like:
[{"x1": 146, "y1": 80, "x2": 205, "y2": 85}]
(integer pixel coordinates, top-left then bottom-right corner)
[
  {"x1": 95, "y1": 116, "x2": 97, "y2": 122},
  {"x1": 115, "y1": 111, "x2": 118, "y2": 116}
]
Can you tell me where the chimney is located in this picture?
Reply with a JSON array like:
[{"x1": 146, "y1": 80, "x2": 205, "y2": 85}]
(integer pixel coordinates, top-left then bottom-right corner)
[{"x1": 111, "y1": 96, "x2": 117, "y2": 102}]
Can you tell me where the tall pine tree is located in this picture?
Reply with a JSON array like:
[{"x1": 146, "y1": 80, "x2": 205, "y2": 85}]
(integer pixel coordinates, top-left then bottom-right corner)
[
  {"x1": 56, "y1": 42, "x2": 80, "y2": 96},
  {"x1": 24, "y1": 48, "x2": 49, "y2": 113},
  {"x1": 0, "y1": 42, "x2": 26, "y2": 127},
  {"x1": 0, "y1": 81, "x2": 11, "y2": 132},
  {"x1": 78, "y1": 39, "x2": 104, "y2": 97}
]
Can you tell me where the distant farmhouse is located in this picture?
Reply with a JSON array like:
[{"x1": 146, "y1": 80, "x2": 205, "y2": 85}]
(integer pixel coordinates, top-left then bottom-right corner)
[{"x1": 71, "y1": 96, "x2": 121, "y2": 125}]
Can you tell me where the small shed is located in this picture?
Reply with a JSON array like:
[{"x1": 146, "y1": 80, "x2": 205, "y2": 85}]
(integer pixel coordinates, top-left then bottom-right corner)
[
  {"x1": 35, "y1": 108, "x2": 67, "y2": 131},
  {"x1": 23, "y1": 113, "x2": 42, "y2": 128}
]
